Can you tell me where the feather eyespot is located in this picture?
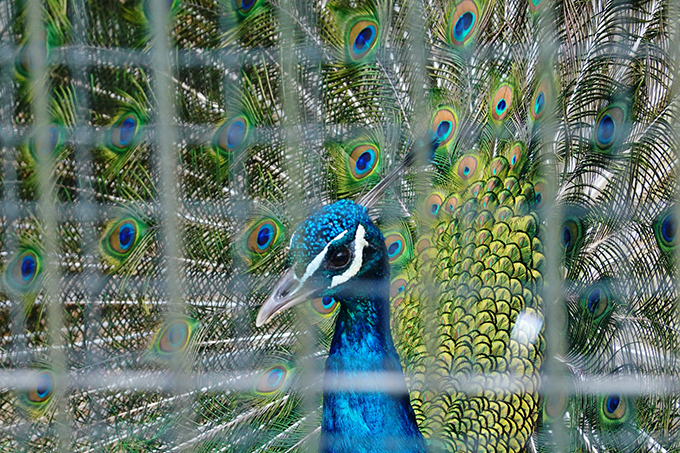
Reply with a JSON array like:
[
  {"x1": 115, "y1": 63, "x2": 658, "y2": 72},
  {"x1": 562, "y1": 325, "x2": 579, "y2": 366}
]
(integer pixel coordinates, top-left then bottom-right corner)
[
  {"x1": 159, "y1": 320, "x2": 190, "y2": 353},
  {"x1": 469, "y1": 181, "x2": 483, "y2": 198},
  {"x1": 431, "y1": 108, "x2": 458, "y2": 147},
  {"x1": 507, "y1": 142, "x2": 525, "y2": 169},
  {"x1": 349, "y1": 144, "x2": 379, "y2": 179},
  {"x1": 255, "y1": 364, "x2": 290, "y2": 395},
  {"x1": 7, "y1": 248, "x2": 42, "y2": 293},
  {"x1": 246, "y1": 220, "x2": 280, "y2": 254},
  {"x1": 235, "y1": 0, "x2": 259, "y2": 15},
  {"x1": 594, "y1": 106, "x2": 625, "y2": 151},
  {"x1": 561, "y1": 219, "x2": 578, "y2": 252},
  {"x1": 425, "y1": 193, "x2": 443, "y2": 219},
  {"x1": 27, "y1": 370, "x2": 54, "y2": 404},
  {"x1": 654, "y1": 211, "x2": 678, "y2": 252},
  {"x1": 109, "y1": 221, "x2": 138, "y2": 254},
  {"x1": 602, "y1": 393, "x2": 626, "y2": 420},
  {"x1": 585, "y1": 286, "x2": 608, "y2": 318},
  {"x1": 215, "y1": 116, "x2": 249, "y2": 155},
  {"x1": 444, "y1": 195, "x2": 459, "y2": 214},
  {"x1": 19, "y1": 368, "x2": 56, "y2": 416},
  {"x1": 16, "y1": 39, "x2": 49, "y2": 78},
  {"x1": 449, "y1": 0, "x2": 479, "y2": 46},
  {"x1": 491, "y1": 85, "x2": 513, "y2": 122},
  {"x1": 531, "y1": 79, "x2": 550, "y2": 121},
  {"x1": 530, "y1": 0, "x2": 547, "y2": 12},
  {"x1": 102, "y1": 217, "x2": 148, "y2": 263},
  {"x1": 312, "y1": 296, "x2": 339, "y2": 316},
  {"x1": 390, "y1": 277, "x2": 407, "y2": 307},
  {"x1": 347, "y1": 19, "x2": 379, "y2": 61},
  {"x1": 151, "y1": 317, "x2": 198, "y2": 359},
  {"x1": 457, "y1": 155, "x2": 478, "y2": 180},
  {"x1": 31, "y1": 124, "x2": 62, "y2": 159},
  {"x1": 489, "y1": 158, "x2": 508, "y2": 178},
  {"x1": 533, "y1": 182, "x2": 546, "y2": 209},
  {"x1": 662, "y1": 214, "x2": 677, "y2": 244},
  {"x1": 384, "y1": 234, "x2": 405, "y2": 262},
  {"x1": 108, "y1": 112, "x2": 141, "y2": 152},
  {"x1": 542, "y1": 392, "x2": 566, "y2": 422},
  {"x1": 16, "y1": 251, "x2": 39, "y2": 284}
]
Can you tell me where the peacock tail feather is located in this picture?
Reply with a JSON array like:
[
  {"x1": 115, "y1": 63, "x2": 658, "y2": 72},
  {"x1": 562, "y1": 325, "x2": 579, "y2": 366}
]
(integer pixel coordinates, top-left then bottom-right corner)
[{"x1": 0, "y1": 0, "x2": 679, "y2": 451}]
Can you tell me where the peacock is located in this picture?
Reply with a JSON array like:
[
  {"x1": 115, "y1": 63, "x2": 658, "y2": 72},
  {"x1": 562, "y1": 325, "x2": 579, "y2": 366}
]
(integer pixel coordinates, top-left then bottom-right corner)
[{"x1": 1, "y1": 0, "x2": 679, "y2": 451}]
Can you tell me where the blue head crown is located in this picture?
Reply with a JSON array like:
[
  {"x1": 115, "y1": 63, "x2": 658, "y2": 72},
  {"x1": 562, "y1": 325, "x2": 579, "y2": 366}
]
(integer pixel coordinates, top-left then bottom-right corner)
[{"x1": 289, "y1": 200, "x2": 383, "y2": 276}]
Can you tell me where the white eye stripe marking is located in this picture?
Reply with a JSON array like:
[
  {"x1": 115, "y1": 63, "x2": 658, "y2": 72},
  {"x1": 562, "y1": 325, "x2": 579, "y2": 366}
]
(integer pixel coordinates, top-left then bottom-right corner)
[
  {"x1": 298, "y1": 229, "x2": 348, "y2": 288},
  {"x1": 331, "y1": 224, "x2": 367, "y2": 288}
]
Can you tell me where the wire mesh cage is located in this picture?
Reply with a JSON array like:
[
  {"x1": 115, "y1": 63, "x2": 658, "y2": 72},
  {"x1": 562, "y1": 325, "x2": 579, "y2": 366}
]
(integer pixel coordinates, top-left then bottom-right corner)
[{"x1": 0, "y1": 0, "x2": 679, "y2": 451}]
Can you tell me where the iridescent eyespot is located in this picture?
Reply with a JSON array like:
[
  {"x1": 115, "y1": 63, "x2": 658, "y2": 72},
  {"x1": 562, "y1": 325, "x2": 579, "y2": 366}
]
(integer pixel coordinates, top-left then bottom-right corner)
[
  {"x1": 469, "y1": 181, "x2": 483, "y2": 198},
  {"x1": 15, "y1": 40, "x2": 49, "y2": 78},
  {"x1": 431, "y1": 108, "x2": 458, "y2": 147},
  {"x1": 602, "y1": 393, "x2": 627, "y2": 420},
  {"x1": 542, "y1": 392, "x2": 567, "y2": 423},
  {"x1": 384, "y1": 234, "x2": 406, "y2": 262},
  {"x1": 349, "y1": 144, "x2": 379, "y2": 180},
  {"x1": 109, "y1": 112, "x2": 141, "y2": 152},
  {"x1": 531, "y1": 78, "x2": 550, "y2": 121},
  {"x1": 152, "y1": 317, "x2": 198, "y2": 356},
  {"x1": 255, "y1": 364, "x2": 290, "y2": 395},
  {"x1": 425, "y1": 193, "x2": 443, "y2": 219},
  {"x1": 488, "y1": 157, "x2": 508, "y2": 178},
  {"x1": 347, "y1": 19, "x2": 379, "y2": 61},
  {"x1": 312, "y1": 296, "x2": 339, "y2": 316},
  {"x1": 529, "y1": 0, "x2": 547, "y2": 12},
  {"x1": 491, "y1": 84, "x2": 513, "y2": 122},
  {"x1": 508, "y1": 143, "x2": 522, "y2": 167},
  {"x1": 594, "y1": 106, "x2": 625, "y2": 151},
  {"x1": 27, "y1": 370, "x2": 54, "y2": 404},
  {"x1": 160, "y1": 321, "x2": 189, "y2": 353},
  {"x1": 246, "y1": 219, "x2": 280, "y2": 254},
  {"x1": 653, "y1": 210, "x2": 677, "y2": 253},
  {"x1": 215, "y1": 116, "x2": 249, "y2": 155},
  {"x1": 235, "y1": 0, "x2": 260, "y2": 15},
  {"x1": 533, "y1": 182, "x2": 546, "y2": 209},
  {"x1": 110, "y1": 221, "x2": 138, "y2": 254},
  {"x1": 561, "y1": 219, "x2": 579, "y2": 252},
  {"x1": 390, "y1": 277, "x2": 407, "y2": 307},
  {"x1": 449, "y1": 0, "x2": 479, "y2": 46},
  {"x1": 7, "y1": 248, "x2": 42, "y2": 293},
  {"x1": 662, "y1": 215, "x2": 677, "y2": 243},
  {"x1": 416, "y1": 237, "x2": 431, "y2": 254},
  {"x1": 457, "y1": 155, "x2": 478, "y2": 180},
  {"x1": 444, "y1": 195, "x2": 459, "y2": 214},
  {"x1": 102, "y1": 217, "x2": 148, "y2": 264},
  {"x1": 583, "y1": 285, "x2": 609, "y2": 319},
  {"x1": 17, "y1": 251, "x2": 38, "y2": 284},
  {"x1": 30, "y1": 124, "x2": 62, "y2": 159}
]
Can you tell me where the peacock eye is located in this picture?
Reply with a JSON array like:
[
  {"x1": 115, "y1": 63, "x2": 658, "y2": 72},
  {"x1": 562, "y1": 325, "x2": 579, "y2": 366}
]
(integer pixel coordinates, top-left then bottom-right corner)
[{"x1": 327, "y1": 246, "x2": 351, "y2": 269}]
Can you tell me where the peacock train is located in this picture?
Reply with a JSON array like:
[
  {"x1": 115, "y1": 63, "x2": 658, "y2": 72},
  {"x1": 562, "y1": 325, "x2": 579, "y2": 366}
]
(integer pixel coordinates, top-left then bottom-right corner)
[{"x1": 0, "y1": 0, "x2": 679, "y2": 451}]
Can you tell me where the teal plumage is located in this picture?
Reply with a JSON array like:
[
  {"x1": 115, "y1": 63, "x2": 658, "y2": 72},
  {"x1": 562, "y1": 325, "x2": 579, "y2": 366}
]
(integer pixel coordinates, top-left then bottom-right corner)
[{"x1": 1, "y1": 0, "x2": 679, "y2": 452}]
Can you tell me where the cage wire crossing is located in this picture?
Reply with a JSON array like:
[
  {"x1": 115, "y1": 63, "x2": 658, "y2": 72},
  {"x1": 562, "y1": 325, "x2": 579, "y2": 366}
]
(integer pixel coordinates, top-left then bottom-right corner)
[{"x1": 0, "y1": 0, "x2": 679, "y2": 451}]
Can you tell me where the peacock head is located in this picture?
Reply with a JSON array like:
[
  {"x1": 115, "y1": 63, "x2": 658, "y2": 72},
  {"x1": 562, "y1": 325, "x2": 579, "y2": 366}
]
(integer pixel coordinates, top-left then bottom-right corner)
[{"x1": 256, "y1": 199, "x2": 388, "y2": 326}]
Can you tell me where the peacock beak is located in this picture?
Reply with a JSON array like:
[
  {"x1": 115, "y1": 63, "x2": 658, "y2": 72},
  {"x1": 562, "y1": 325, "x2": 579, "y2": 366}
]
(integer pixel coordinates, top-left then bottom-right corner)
[{"x1": 256, "y1": 267, "x2": 320, "y2": 327}]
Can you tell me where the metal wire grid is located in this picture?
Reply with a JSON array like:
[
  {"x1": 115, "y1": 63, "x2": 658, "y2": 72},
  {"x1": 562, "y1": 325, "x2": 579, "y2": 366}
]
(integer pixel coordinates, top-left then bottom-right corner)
[{"x1": 0, "y1": 0, "x2": 677, "y2": 451}]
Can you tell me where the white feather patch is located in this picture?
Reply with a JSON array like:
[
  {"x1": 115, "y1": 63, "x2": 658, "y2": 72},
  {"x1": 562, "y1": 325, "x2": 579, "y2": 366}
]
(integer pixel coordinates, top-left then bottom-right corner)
[{"x1": 331, "y1": 224, "x2": 367, "y2": 288}]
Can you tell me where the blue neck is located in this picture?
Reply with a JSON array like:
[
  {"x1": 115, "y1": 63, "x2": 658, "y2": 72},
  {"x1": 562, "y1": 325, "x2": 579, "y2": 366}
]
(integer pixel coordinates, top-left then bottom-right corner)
[{"x1": 320, "y1": 283, "x2": 425, "y2": 453}]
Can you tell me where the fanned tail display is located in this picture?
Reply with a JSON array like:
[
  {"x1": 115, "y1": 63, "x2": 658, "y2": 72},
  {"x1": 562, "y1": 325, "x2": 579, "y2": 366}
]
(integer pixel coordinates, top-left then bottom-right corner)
[{"x1": 0, "y1": 0, "x2": 679, "y2": 451}]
